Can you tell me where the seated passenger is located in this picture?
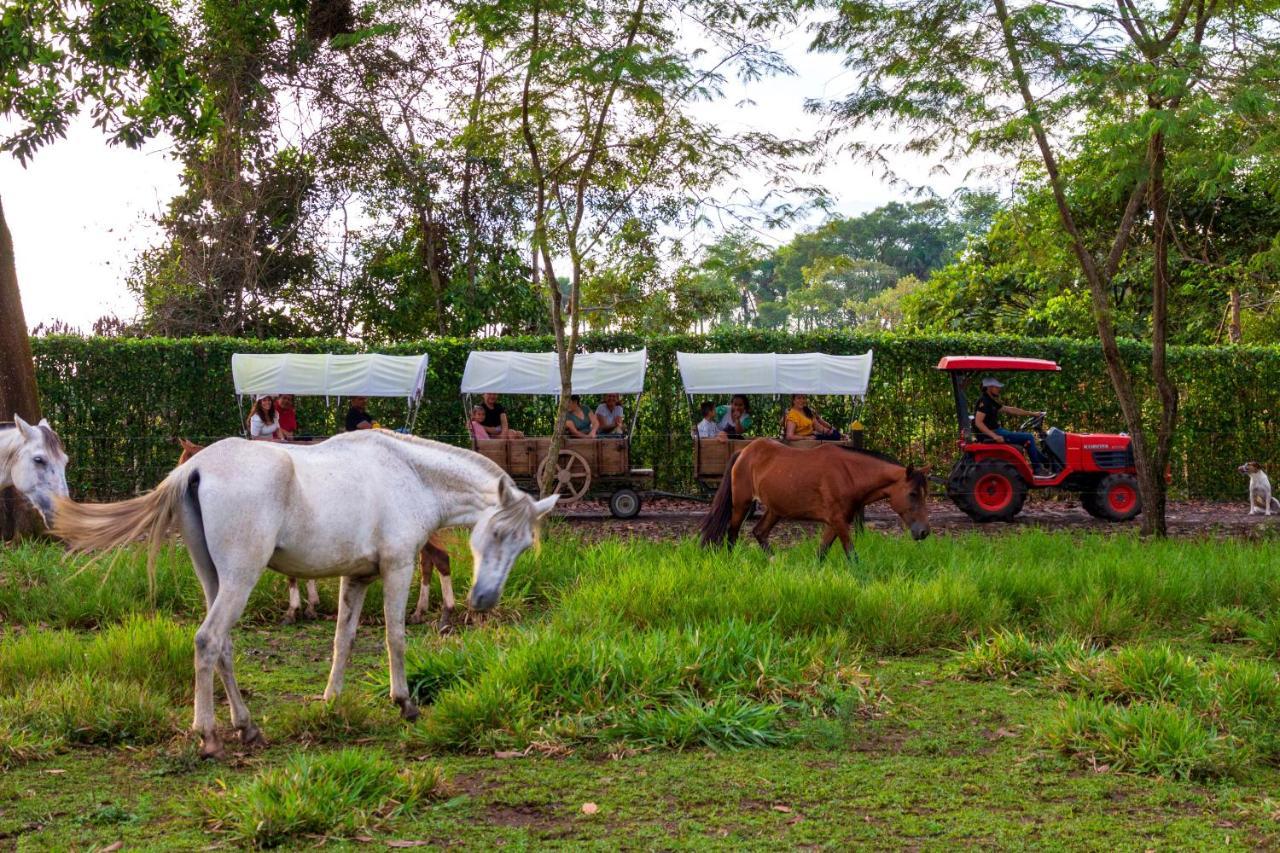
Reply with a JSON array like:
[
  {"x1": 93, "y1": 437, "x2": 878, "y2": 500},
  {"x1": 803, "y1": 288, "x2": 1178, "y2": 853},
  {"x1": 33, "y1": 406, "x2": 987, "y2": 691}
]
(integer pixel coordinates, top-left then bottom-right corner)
[
  {"x1": 595, "y1": 393, "x2": 626, "y2": 437},
  {"x1": 469, "y1": 405, "x2": 491, "y2": 442},
  {"x1": 275, "y1": 394, "x2": 298, "y2": 441},
  {"x1": 785, "y1": 394, "x2": 841, "y2": 442},
  {"x1": 564, "y1": 395, "x2": 598, "y2": 438},
  {"x1": 696, "y1": 400, "x2": 724, "y2": 440},
  {"x1": 345, "y1": 396, "x2": 374, "y2": 431},
  {"x1": 716, "y1": 394, "x2": 752, "y2": 439},
  {"x1": 480, "y1": 393, "x2": 524, "y2": 439},
  {"x1": 248, "y1": 395, "x2": 282, "y2": 441}
]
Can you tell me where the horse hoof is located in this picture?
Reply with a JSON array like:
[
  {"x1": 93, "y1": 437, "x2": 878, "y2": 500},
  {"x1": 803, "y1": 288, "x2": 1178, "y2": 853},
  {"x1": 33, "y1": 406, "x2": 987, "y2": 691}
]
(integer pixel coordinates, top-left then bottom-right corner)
[
  {"x1": 239, "y1": 724, "x2": 268, "y2": 749},
  {"x1": 397, "y1": 698, "x2": 420, "y2": 722},
  {"x1": 303, "y1": 608, "x2": 319, "y2": 621},
  {"x1": 199, "y1": 737, "x2": 225, "y2": 761},
  {"x1": 280, "y1": 611, "x2": 298, "y2": 626},
  {"x1": 407, "y1": 611, "x2": 427, "y2": 626}
]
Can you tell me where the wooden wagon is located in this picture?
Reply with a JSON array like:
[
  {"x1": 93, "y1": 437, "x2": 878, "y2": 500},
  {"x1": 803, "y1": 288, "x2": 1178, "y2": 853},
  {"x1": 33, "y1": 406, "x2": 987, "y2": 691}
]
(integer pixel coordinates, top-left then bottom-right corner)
[
  {"x1": 675, "y1": 350, "x2": 875, "y2": 493},
  {"x1": 460, "y1": 350, "x2": 653, "y2": 518},
  {"x1": 231, "y1": 352, "x2": 431, "y2": 435}
]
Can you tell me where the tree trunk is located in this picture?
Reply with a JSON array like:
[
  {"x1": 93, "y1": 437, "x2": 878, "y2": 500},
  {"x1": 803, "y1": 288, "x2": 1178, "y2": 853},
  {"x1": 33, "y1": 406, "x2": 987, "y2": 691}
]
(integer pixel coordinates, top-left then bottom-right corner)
[
  {"x1": 1228, "y1": 288, "x2": 1242, "y2": 343},
  {"x1": 1141, "y1": 125, "x2": 1178, "y2": 537},
  {"x1": 0, "y1": 194, "x2": 45, "y2": 540},
  {"x1": 994, "y1": 0, "x2": 1168, "y2": 534}
]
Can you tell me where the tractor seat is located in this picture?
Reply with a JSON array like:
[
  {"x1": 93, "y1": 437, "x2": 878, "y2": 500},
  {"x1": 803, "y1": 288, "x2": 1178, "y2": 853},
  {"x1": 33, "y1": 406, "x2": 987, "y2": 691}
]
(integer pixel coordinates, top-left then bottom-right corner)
[
  {"x1": 968, "y1": 415, "x2": 995, "y2": 443},
  {"x1": 1042, "y1": 428, "x2": 1067, "y2": 464}
]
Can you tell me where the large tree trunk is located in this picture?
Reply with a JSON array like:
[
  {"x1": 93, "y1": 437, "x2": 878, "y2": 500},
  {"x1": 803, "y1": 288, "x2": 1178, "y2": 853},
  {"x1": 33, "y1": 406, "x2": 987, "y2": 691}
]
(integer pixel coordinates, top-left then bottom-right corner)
[
  {"x1": 0, "y1": 195, "x2": 45, "y2": 540},
  {"x1": 1228, "y1": 287, "x2": 1242, "y2": 343}
]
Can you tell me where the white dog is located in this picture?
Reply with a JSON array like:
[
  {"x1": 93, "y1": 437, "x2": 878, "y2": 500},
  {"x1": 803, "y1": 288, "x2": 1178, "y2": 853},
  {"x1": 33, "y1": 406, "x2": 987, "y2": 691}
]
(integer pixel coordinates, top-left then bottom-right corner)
[{"x1": 1239, "y1": 462, "x2": 1280, "y2": 515}]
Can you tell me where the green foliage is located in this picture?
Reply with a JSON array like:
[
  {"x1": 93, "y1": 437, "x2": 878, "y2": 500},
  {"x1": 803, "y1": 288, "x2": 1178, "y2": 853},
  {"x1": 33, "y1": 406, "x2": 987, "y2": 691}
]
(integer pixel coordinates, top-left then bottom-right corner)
[
  {"x1": 31, "y1": 329, "x2": 1280, "y2": 499},
  {"x1": 205, "y1": 748, "x2": 449, "y2": 848},
  {"x1": 0, "y1": 0, "x2": 209, "y2": 164}
]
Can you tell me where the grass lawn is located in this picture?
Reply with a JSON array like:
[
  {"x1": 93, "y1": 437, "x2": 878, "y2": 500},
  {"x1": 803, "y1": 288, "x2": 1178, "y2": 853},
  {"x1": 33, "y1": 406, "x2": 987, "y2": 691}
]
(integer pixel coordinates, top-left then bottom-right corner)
[{"x1": 3, "y1": 528, "x2": 1280, "y2": 849}]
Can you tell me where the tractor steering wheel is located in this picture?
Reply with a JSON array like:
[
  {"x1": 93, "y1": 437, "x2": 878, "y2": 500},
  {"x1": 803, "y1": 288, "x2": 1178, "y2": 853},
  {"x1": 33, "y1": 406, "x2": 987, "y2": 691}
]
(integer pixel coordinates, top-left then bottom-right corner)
[{"x1": 1019, "y1": 413, "x2": 1046, "y2": 433}]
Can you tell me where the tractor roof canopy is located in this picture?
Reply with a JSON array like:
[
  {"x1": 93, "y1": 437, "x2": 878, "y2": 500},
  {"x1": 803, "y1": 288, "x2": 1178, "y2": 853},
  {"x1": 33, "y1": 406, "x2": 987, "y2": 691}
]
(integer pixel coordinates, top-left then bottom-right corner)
[{"x1": 936, "y1": 356, "x2": 1060, "y2": 373}]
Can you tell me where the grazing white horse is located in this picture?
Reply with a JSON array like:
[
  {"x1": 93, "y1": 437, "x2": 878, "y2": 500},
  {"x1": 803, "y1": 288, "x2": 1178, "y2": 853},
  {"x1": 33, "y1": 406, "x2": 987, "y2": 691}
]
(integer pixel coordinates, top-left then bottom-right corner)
[
  {"x1": 53, "y1": 431, "x2": 557, "y2": 759},
  {"x1": 1, "y1": 414, "x2": 69, "y2": 523}
]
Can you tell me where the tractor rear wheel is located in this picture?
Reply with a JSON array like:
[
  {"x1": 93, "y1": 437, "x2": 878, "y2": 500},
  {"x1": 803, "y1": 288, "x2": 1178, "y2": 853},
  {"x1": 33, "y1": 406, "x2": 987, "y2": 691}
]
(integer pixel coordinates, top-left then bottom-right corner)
[
  {"x1": 1094, "y1": 474, "x2": 1142, "y2": 522},
  {"x1": 955, "y1": 460, "x2": 1027, "y2": 523}
]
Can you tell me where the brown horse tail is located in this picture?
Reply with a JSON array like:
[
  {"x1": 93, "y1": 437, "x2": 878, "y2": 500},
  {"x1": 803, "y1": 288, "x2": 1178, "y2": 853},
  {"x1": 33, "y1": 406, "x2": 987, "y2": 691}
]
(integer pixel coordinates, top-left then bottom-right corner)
[
  {"x1": 51, "y1": 466, "x2": 194, "y2": 593},
  {"x1": 700, "y1": 450, "x2": 743, "y2": 547}
]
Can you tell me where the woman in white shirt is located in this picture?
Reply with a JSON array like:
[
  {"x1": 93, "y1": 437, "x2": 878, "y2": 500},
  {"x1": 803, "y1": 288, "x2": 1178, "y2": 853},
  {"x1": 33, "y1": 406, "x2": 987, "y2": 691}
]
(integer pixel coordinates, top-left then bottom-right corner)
[{"x1": 247, "y1": 395, "x2": 282, "y2": 441}]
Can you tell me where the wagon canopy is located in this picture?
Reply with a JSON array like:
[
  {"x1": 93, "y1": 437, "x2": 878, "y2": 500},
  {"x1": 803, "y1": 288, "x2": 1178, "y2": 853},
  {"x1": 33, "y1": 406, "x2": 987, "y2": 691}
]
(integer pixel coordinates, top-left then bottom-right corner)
[
  {"x1": 231, "y1": 353, "x2": 430, "y2": 401},
  {"x1": 460, "y1": 350, "x2": 648, "y2": 395},
  {"x1": 675, "y1": 351, "x2": 874, "y2": 397}
]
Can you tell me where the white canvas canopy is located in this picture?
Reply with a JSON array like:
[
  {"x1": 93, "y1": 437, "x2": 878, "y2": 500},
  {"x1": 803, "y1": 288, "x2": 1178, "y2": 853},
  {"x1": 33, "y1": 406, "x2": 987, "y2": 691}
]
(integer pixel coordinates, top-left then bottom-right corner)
[
  {"x1": 460, "y1": 350, "x2": 647, "y2": 395},
  {"x1": 231, "y1": 353, "x2": 429, "y2": 401},
  {"x1": 676, "y1": 351, "x2": 874, "y2": 397}
]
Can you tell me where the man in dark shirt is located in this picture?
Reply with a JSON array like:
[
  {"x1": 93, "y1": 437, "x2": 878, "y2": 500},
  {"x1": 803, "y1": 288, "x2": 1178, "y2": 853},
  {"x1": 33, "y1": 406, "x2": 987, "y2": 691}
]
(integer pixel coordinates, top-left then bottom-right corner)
[
  {"x1": 480, "y1": 393, "x2": 523, "y2": 438},
  {"x1": 973, "y1": 377, "x2": 1050, "y2": 474},
  {"x1": 345, "y1": 396, "x2": 374, "y2": 431}
]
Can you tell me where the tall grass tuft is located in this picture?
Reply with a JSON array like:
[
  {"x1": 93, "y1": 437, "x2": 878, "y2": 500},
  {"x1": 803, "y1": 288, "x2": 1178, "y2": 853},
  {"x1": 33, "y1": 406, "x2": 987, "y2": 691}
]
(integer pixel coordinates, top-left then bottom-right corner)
[
  {"x1": 1247, "y1": 613, "x2": 1280, "y2": 659},
  {"x1": 0, "y1": 675, "x2": 174, "y2": 747},
  {"x1": 409, "y1": 619, "x2": 869, "y2": 752},
  {"x1": 1201, "y1": 606, "x2": 1261, "y2": 644},
  {"x1": 0, "y1": 614, "x2": 192, "y2": 699},
  {"x1": 207, "y1": 748, "x2": 449, "y2": 848},
  {"x1": 615, "y1": 694, "x2": 787, "y2": 750},
  {"x1": 274, "y1": 693, "x2": 392, "y2": 745},
  {"x1": 952, "y1": 630, "x2": 1093, "y2": 681},
  {"x1": 1043, "y1": 698, "x2": 1236, "y2": 781}
]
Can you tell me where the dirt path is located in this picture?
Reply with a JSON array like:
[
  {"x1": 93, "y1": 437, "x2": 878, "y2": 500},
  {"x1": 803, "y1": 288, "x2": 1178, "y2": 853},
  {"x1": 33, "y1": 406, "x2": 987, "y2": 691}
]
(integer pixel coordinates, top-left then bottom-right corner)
[{"x1": 555, "y1": 496, "x2": 1279, "y2": 542}]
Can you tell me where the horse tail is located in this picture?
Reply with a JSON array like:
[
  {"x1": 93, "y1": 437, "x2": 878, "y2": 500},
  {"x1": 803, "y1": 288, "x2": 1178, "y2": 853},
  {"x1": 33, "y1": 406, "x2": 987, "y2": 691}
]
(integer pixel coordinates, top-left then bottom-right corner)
[
  {"x1": 52, "y1": 465, "x2": 194, "y2": 593},
  {"x1": 700, "y1": 450, "x2": 744, "y2": 547}
]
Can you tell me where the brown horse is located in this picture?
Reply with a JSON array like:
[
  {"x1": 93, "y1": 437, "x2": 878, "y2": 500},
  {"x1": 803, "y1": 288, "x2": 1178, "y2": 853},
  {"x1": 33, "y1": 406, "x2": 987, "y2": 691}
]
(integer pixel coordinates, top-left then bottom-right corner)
[
  {"x1": 178, "y1": 438, "x2": 457, "y2": 631},
  {"x1": 700, "y1": 440, "x2": 931, "y2": 559}
]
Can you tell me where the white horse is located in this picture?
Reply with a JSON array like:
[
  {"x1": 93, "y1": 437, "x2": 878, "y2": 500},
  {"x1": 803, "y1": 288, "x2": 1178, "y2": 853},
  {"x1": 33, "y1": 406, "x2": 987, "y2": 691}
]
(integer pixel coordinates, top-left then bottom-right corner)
[
  {"x1": 1, "y1": 414, "x2": 69, "y2": 524},
  {"x1": 53, "y1": 431, "x2": 557, "y2": 759}
]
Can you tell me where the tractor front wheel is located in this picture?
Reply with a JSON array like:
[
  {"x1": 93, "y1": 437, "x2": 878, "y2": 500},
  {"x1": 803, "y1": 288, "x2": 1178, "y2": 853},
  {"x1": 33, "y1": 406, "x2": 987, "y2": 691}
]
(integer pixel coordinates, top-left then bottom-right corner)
[
  {"x1": 955, "y1": 460, "x2": 1027, "y2": 523},
  {"x1": 1093, "y1": 474, "x2": 1142, "y2": 522}
]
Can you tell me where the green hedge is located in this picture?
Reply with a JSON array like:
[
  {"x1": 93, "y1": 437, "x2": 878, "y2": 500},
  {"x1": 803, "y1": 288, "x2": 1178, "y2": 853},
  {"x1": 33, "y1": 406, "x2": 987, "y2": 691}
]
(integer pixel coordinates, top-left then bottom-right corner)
[{"x1": 31, "y1": 331, "x2": 1280, "y2": 500}]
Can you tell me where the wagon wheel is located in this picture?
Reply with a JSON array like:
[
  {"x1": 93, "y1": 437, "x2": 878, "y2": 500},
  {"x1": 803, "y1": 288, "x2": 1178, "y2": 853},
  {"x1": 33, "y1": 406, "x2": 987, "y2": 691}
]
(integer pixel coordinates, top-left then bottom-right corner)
[{"x1": 537, "y1": 449, "x2": 592, "y2": 503}]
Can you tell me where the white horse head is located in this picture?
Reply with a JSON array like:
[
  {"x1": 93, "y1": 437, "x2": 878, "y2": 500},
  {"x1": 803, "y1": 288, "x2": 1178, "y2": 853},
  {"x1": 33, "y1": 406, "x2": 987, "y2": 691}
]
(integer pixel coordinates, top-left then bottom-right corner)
[
  {"x1": 3, "y1": 414, "x2": 69, "y2": 523},
  {"x1": 468, "y1": 478, "x2": 558, "y2": 611}
]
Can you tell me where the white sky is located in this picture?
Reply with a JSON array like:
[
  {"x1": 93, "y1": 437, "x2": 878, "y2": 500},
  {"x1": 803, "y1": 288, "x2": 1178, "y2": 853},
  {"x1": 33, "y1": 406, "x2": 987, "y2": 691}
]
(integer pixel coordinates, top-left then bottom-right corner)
[{"x1": 2, "y1": 32, "x2": 991, "y2": 330}]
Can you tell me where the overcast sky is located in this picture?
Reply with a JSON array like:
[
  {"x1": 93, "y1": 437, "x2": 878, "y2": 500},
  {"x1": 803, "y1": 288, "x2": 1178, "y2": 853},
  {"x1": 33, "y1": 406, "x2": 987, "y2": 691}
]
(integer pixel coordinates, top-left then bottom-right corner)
[{"x1": 2, "y1": 30, "x2": 990, "y2": 330}]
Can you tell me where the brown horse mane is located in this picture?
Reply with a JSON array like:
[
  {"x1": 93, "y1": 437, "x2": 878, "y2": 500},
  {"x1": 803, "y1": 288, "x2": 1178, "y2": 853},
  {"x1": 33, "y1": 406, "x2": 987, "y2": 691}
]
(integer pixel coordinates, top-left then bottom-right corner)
[{"x1": 834, "y1": 446, "x2": 928, "y2": 488}]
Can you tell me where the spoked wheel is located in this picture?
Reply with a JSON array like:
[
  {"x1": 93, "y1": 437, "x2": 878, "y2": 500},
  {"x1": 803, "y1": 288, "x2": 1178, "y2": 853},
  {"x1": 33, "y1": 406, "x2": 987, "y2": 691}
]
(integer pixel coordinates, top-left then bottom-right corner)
[
  {"x1": 608, "y1": 488, "x2": 642, "y2": 519},
  {"x1": 537, "y1": 450, "x2": 592, "y2": 503},
  {"x1": 954, "y1": 460, "x2": 1027, "y2": 522},
  {"x1": 1094, "y1": 474, "x2": 1141, "y2": 522}
]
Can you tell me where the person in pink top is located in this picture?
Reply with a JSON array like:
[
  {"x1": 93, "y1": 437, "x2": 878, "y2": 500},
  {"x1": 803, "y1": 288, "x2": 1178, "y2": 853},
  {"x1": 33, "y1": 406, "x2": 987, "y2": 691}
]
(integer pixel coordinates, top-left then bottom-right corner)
[{"x1": 469, "y1": 405, "x2": 491, "y2": 442}]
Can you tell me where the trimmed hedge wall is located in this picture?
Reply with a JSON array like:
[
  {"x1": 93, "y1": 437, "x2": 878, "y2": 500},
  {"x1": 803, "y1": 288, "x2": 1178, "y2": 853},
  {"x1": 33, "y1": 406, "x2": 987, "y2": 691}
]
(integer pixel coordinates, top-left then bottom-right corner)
[{"x1": 32, "y1": 331, "x2": 1280, "y2": 500}]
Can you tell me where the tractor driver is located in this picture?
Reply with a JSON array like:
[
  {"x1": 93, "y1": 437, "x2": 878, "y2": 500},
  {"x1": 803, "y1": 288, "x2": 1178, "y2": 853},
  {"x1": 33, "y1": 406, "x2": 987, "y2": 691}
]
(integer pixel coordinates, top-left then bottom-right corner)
[{"x1": 973, "y1": 377, "x2": 1050, "y2": 476}]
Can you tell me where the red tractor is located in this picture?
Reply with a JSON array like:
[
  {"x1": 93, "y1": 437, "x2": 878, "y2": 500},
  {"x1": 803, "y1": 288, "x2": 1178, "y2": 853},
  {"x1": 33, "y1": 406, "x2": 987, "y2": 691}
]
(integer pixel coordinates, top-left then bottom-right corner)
[{"x1": 937, "y1": 356, "x2": 1141, "y2": 523}]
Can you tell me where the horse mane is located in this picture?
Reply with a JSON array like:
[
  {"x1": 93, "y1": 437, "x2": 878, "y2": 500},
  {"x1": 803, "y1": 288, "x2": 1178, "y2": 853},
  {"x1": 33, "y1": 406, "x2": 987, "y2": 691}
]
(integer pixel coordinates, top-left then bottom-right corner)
[
  {"x1": 836, "y1": 445, "x2": 929, "y2": 489},
  {"x1": 39, "y1": 424, "x2": 64, "y2": 456},
  {"x1": 836, "y1": 445, "x2": 906, "y2": 467},
  {"x1": 371, "y1": 429, "x2": 510, "y2": 482}
]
